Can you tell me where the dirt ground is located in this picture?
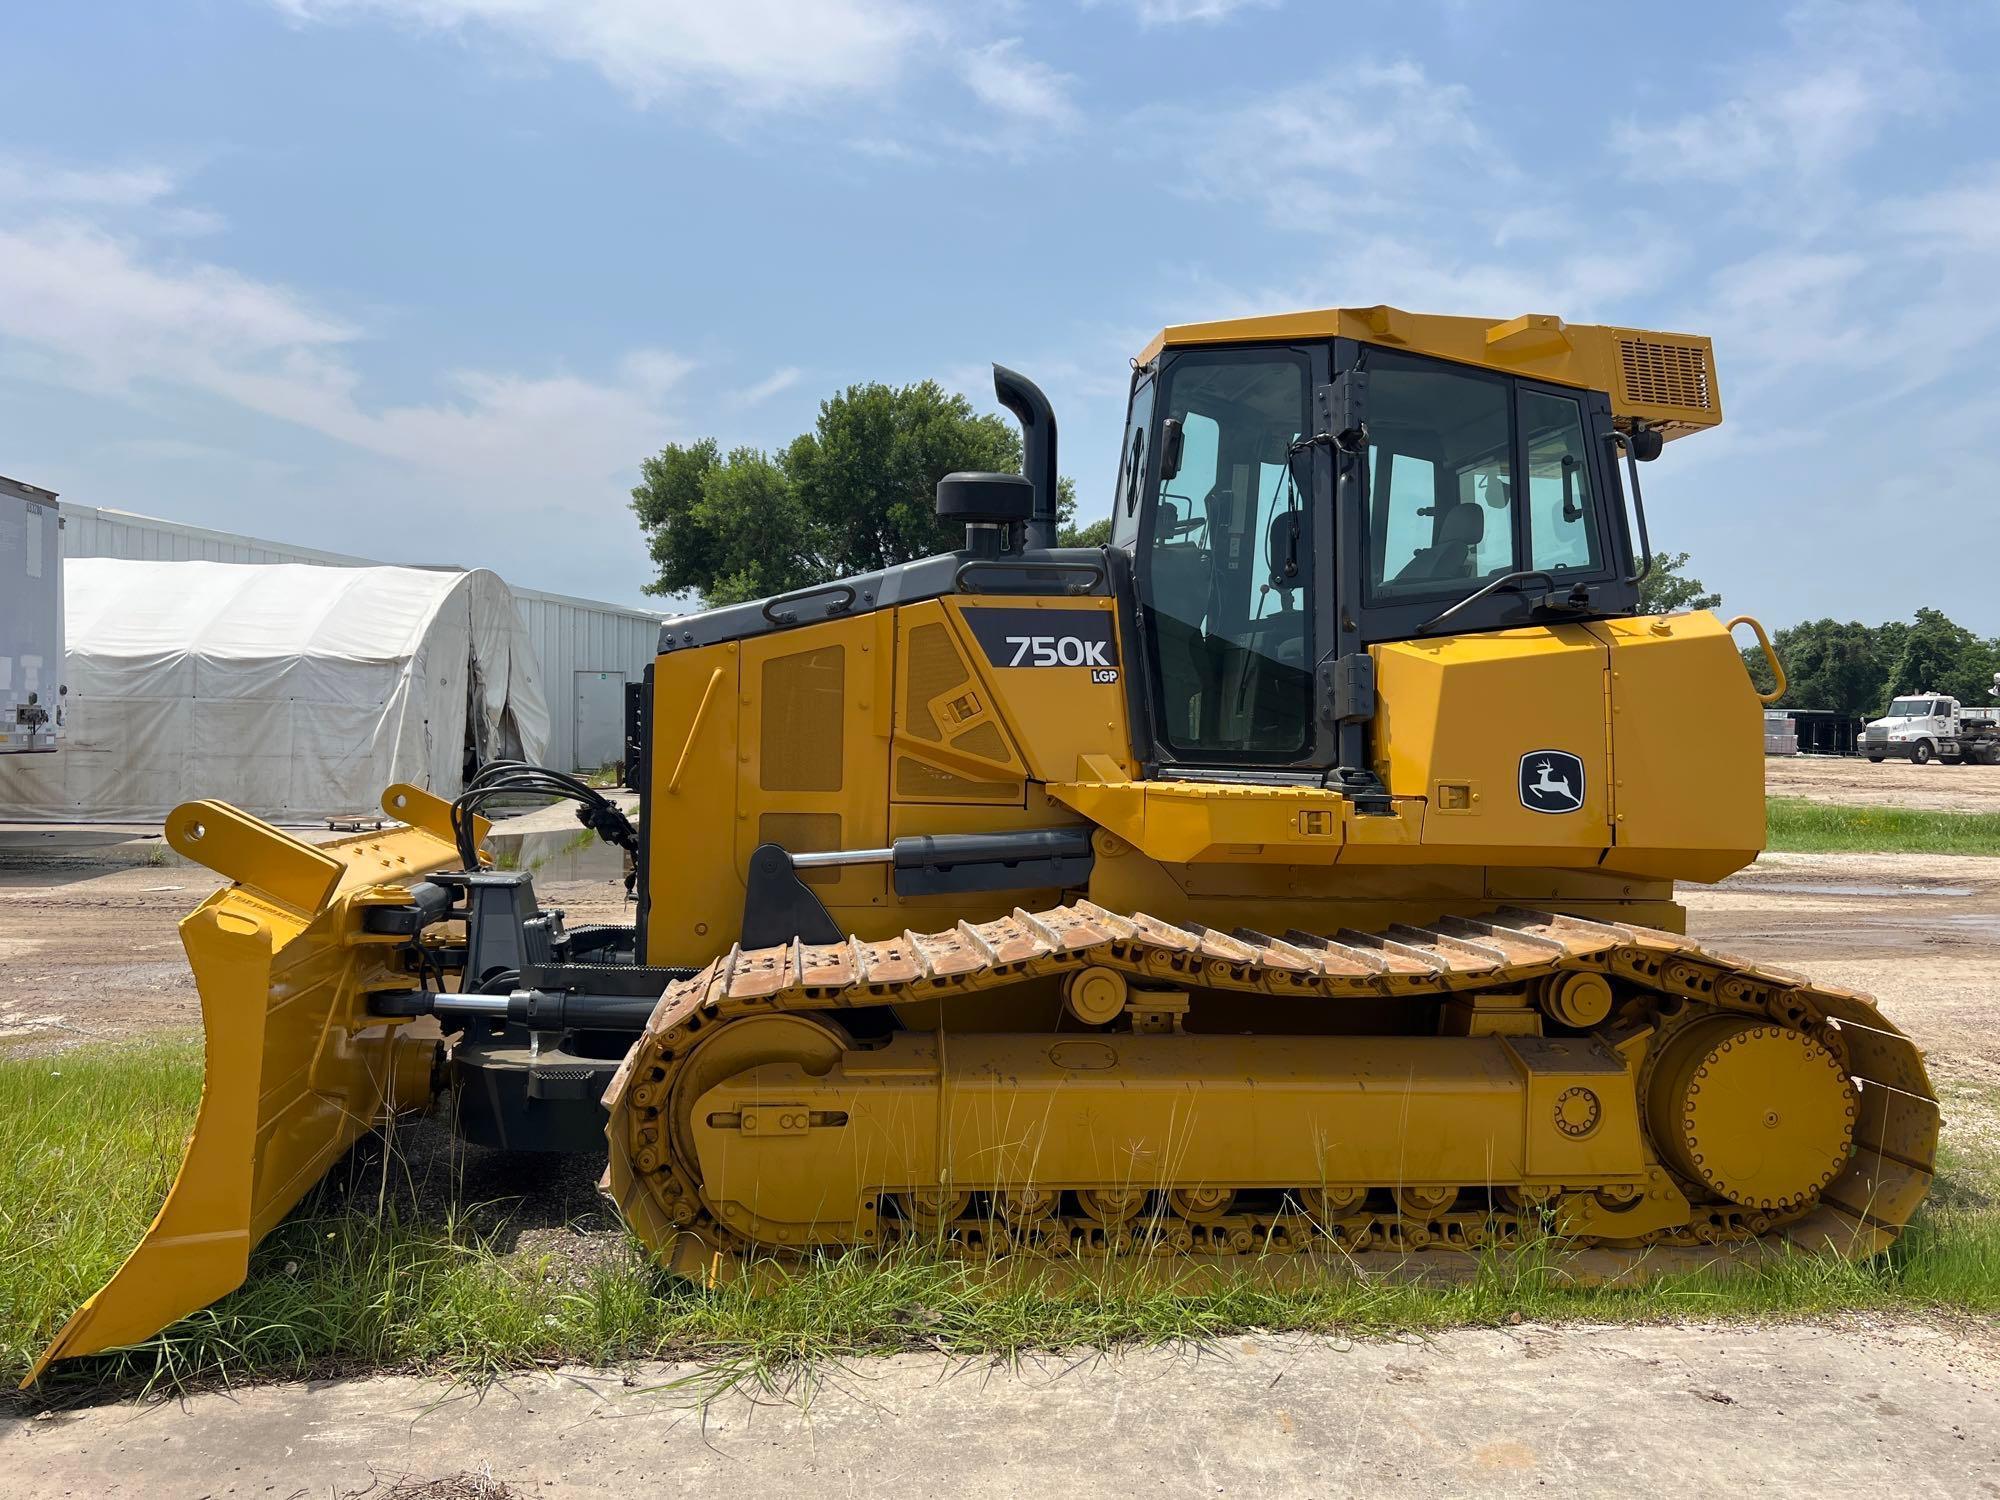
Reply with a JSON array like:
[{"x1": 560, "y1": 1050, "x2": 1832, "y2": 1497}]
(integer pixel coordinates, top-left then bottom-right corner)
[
  {"x1": 9, "y1": 1321, "x2": 2000, "y2": 1498},
  {"x1": 1766, "y1": 753, "x2": 2000, "y2": 812}
]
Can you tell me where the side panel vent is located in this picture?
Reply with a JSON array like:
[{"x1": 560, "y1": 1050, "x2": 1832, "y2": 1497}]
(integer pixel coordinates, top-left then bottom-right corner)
[
  {"x1": 953, "y1": 722, "x2": 1009, "y2": 762},
  {"x1": 1617, "y1": 337, "x2": 1713, "y2": 413},
  {"x1": 904, "y1": 623, "x2": 970, "y2": 743},
  {"x1": 760, "y1": 646, "x2": 844, "y2": 791}
]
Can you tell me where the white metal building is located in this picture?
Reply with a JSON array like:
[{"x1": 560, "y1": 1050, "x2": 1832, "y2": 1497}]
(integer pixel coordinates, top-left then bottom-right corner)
[{"x1": 59, "y1": 503, "x2": 663, "y2": 772}]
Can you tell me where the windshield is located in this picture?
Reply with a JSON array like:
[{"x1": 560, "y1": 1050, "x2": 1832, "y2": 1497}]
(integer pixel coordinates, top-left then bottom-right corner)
[
  {"x1": 1142, "y1": 349, "x2": 1312, "y2": 760},
  {"x1": 1885, "y1": 700, "x2": 1941, "y2": 717}
]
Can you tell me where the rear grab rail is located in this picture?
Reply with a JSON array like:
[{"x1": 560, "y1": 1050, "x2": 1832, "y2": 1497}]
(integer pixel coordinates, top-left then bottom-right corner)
[{"x1": 1727, "y1": 614, "x2": 1788, "y2": 706}]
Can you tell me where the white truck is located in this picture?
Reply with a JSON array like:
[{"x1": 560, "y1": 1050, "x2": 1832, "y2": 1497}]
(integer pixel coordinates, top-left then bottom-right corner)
[
  {"x1": 0, "y1": 475, "x2": 64, "y2": 754},
  {"x1": 1861, "y1": 688, "x2": 2000, "y2": 766}
]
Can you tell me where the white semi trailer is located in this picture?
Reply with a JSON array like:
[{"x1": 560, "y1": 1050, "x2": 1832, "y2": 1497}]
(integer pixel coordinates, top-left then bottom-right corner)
[
  {"x1": 0, "y1": 475, "x2": 64, "y2": 754},
  {"x1": 1861, "y1": 688, "x2": 2000, "y2": 766}
]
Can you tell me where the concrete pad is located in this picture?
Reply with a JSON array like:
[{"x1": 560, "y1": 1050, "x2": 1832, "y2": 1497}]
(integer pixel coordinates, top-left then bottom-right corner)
[{"x1": 8, "y1": 1321, "x2": 1999, "y2": 1497}]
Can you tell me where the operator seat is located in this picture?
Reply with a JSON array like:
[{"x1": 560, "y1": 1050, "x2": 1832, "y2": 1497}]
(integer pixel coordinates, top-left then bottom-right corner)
[
  {"x1": 1255, "y1": 507, "x2": 1307, "y2": 666},
  {"x1": 1395, "y1": 502, "x2": 1484, "y2": 583}
]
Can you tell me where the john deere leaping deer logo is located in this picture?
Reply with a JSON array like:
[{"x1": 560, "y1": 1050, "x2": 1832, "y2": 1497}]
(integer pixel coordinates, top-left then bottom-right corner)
[{"x1": 1518, "y1": 750, "x2": 1585, "y2": 814}]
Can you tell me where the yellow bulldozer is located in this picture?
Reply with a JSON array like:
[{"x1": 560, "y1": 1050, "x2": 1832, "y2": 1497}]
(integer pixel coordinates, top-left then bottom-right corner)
[{"x1": 30, "y1": 304, "x2": 1938, "y2": 1382}]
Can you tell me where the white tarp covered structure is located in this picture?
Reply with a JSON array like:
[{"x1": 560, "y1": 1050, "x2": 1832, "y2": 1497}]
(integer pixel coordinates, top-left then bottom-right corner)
[{"x1": 0, "y1": 559, "x2": 550, "y2": 823}]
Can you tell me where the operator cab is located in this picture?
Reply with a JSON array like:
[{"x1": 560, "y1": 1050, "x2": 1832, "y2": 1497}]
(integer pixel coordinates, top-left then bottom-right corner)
[{"x1": 1109, "y1": 314, "x2": 1689, "y2": 777}]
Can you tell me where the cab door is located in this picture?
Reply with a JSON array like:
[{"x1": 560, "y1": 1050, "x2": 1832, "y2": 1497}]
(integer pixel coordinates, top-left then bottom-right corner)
[{"x1": 1129, "y1": 341, "x2": 1335, "y2": 772}]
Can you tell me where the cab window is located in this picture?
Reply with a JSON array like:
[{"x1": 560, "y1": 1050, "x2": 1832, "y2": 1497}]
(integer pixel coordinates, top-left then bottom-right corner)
[
  {"x1": 1363, "y1": 351, "x2": 1516, "y2": 600},
  {"x1": 1142, "y1": 349, "x2": 1311, "y2": 760},
  {"x1": 1113, "y1": 373, "x2": 1156, "y2": 545},
  {"x1": 1523, "y1": 390, "x2": 1602, "y2": 577}
]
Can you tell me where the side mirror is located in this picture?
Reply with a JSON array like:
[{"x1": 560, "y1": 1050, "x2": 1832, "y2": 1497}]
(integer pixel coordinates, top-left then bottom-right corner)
[
  {"x1": 1629, "y1": 427, "x2": 1664, "y2": 462},
  {"x1": 1159, "y1": 417, "x2": 1185, "y2": 482}
]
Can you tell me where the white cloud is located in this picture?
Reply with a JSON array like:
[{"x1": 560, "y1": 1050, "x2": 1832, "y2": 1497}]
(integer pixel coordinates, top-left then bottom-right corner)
[
  {"x1": 731, "y1": 366, "x2": 802, "y2": 406},
  {"x1": 1138, "y1": 54, "x2": 1696, "y2": 343},
  {"x1": 270, "y1": 1, "x2": 1082, "y2": 147},
  {"x1": 1163, "y1": 231, "x2": 1685, "y2": 336},
  {"x1": 960, "y1": 38, "x2": 1079, "y2": 129},
  {"x1": 332, "y1": 366, "x2": 685, "y2": 498},
  {"x1": 0, "y1": 157, "x2": 181, "y2": 209},
  {"x1": 268, "y1": 0, "x2": 934, "y2": 109},
  {"x1": 1888, "y1": 164, "x2": 2000, "y2": 252},
  {"x1": 0, "y1": 220, "x2": 356, "y2": 395},
  {"x1": 848, "y1": 135, "x2": 928, "y2": 164},
  {"x1": 1699, "y1": 249, "x2": 1870, "y2": 379},
  {"x1": 1163, "y1": 61, "x2": 1495, "y2": 223},
  {"x1": 1102, "y1": 0, "x2": 1276, "y2": 22},
  {"x1": 1682, "y1": 167, "x2": 2000, "y2": 413},
  {"x1": 0, "y1": 154, "x2": 223, "y2": 237},
  {"x1": 1614, "y1": 1, "x2": 1942, "y2": 182},
  {"x1": 0, "y1": 215, "x2": 688, "y2": 510},
  {"x1": 619, "y1": 348, "x2": 698, "y2": 396}
]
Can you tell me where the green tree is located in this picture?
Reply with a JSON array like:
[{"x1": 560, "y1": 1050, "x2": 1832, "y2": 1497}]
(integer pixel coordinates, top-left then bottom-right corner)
[
  {"x1": 1059, "y1": 516, "x2": 1113, "y2": 547},
  {"x1": 784, "y1": 381, "x2": 1022, "y2": 574},
  {"x1": 630, "y1": 440, "x2": 819, "y2": 605},
  {"x1": 631, "y1": 438, "x2": 720, "y2": 599},
  {"x1": 1888, "y1": 607, "x2": 1966, "y2": 696},
  {"x1": 633, "y1": 379, "x2": 1081, "y2": 605},
  {"x1": 1751, "y1": 619, "x2": 1891, "y2": 717},
  {"x1": 1872, "y1": 619, "x2": 1910, "y2": 683},
  {"x1": 1637, "y1": 551, "x2": 1722, "y2": 615},
  {"x1": 1738, "y1": 610, "x2": 2000, "y2": 717},
  {"x1": 1889, "y1": 607, "x2": 2000, "y2": 704},
  {"x1": 1959, "y1": 638, "x2": 2000, "y2": 706}
]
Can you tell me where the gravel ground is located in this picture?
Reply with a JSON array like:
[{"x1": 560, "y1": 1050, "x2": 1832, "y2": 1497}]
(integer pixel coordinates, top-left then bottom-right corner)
[
  {"x1": 1765, "y1": 754, "x2": 2000, "y2": 812},
  {"x1": 7, "y1": 1321, "x2": 2000, "y2": 1498}
]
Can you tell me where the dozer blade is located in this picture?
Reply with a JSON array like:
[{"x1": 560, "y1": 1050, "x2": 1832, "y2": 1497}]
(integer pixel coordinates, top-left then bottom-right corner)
[{"x1": 25, "y1": 786, "x2": 474, "y2": 1385}]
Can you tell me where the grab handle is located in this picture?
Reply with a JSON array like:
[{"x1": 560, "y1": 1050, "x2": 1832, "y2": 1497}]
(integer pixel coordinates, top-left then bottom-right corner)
[
  {"x1": 952, "y1": 558, "x2": 1106, "y2": 594},
  {"x1": 761, "y1": 581, "x2": 856, "y2": 626},
  {"x1": 1607, "y1": 429, "x2": 1654, "y2": 585},
  {"x1": 1726, "y1": 614, "x2": 1787, "y2": 706}
]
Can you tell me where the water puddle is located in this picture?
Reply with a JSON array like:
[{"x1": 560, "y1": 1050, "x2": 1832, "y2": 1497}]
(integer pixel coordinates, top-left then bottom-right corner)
[
  {"x1": 1896, "y1": 912, "x2": 2000, "y2": 941},
  {"x1": 1744, "y1": 880, "x2": 1975, "y2": 899},
  {"x1": 1719, "y1": 911, "x2": 2000, "y2": 952}
]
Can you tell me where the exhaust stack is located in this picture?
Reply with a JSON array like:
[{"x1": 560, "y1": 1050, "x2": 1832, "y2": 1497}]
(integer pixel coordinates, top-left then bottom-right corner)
[{"x1": 993, "y1": 364, "x2": 1059, "y2": 550}]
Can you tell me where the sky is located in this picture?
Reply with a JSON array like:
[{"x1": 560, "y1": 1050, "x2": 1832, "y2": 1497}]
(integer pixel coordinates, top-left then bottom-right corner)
[{"x1": 2, "y1": 0, "x2": 1997, "y2": 628}]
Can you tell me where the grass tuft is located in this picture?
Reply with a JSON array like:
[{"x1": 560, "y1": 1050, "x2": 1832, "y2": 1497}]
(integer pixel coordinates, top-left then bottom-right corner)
[
  {"x1": 1766, "y1": 797, "x2": 2000, "y2": 856},
  {"x1": 0, "y1": 1039, "x2": 203, "y2": 1382},
  {"x1": 5, "y1": 1037, "x2": 1998, "y2": 1403}
]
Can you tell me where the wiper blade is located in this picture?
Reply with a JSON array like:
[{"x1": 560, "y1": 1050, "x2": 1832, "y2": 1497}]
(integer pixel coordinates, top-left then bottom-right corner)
[{"x1": 1414, "y1": 571, "x2": 1591, "y2": 636}]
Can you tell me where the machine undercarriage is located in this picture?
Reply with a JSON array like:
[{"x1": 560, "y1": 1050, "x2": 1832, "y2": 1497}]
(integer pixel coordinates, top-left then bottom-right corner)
[{"x1": 602, "y1": 901, "x2": 1932, "y2": 1277}]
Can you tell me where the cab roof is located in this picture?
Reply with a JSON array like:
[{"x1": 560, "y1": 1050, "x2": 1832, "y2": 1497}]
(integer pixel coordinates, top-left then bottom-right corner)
[{"x1": 1138, "y1": 304, "x2": 1722, "y2": 438}]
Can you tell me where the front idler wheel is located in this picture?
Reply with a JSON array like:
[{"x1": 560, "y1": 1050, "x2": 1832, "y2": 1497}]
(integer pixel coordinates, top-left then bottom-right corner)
[{"x1": 1645, "y1": 1016, "x2": 1857, "y2": 1213}]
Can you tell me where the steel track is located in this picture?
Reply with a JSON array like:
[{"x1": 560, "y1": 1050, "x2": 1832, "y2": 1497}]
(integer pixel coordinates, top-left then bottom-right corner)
[{"x1": 602, "y1": 904, "x2": 1938, "y2": 1278}]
